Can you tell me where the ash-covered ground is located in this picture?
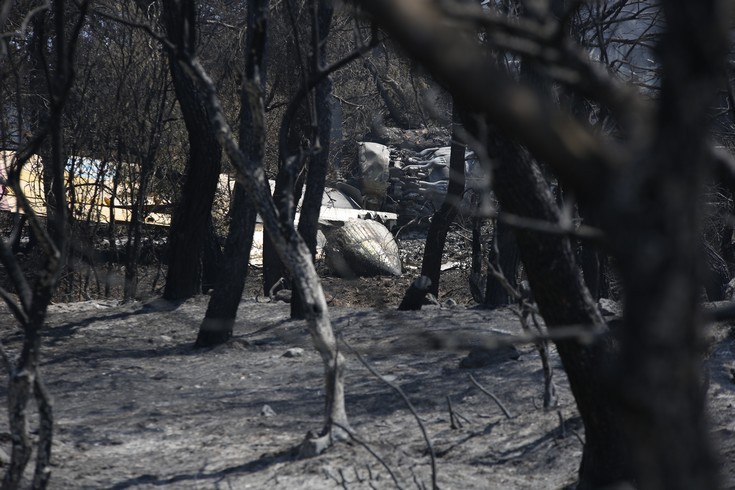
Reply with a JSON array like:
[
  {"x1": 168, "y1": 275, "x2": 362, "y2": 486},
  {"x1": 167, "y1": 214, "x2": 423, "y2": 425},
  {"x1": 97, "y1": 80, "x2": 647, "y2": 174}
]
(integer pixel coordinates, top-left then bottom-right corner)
[{"x1": 1, "y1": 226, "x2": 735, "y2": 489}]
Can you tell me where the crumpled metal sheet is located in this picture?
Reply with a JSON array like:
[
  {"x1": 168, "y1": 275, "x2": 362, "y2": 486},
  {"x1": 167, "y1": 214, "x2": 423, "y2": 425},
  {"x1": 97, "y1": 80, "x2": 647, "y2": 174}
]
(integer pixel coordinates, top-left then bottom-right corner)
[{"x1": 324, "y1": 219, "x2": 402, "y2": 278}]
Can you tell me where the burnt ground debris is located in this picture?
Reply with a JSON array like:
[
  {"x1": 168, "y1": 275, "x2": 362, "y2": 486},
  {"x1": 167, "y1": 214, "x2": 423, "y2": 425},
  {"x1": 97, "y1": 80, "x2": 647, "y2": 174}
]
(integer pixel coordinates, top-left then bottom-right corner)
[
  {"x1": 1, "y1": 274, "x2": 735, "y2": 488},
  {"x1": 0, "y1": 223, "x2": 734, "y2": 488}
]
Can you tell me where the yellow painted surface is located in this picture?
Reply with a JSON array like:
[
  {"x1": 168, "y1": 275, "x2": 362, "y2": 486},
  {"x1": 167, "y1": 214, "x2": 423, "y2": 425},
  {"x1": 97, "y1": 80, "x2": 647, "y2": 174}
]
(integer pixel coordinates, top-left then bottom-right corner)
[{"x1": 0, "y1": 151, "x2": 171, "y2": 226}]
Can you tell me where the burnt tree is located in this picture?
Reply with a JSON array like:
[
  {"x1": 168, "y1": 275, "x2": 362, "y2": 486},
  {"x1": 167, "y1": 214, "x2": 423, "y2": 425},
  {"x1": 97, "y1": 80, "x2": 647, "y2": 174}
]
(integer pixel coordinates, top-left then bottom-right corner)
[
  {"x1": 356, "y1": 0, "x2": 728, "y2": 488},
  {"x1": 167, "y1": 12, "x2": 383, "y2": 456},
  {"x1": 0, "y1": 1, "x2": 88, "y2": 487},
  {"x1": 261, "y1": 1, "x2": 311, "y2": 296},
  {"x1": 162, "y1": 0, "x2": 223, "y2": 301},
  {"x1": 291, "y1": 0, "x2": 334, "y2": 319},
  {"x1": 414, "y1": 105, "x2": 466, "y2": 300},
  {"x1": 196, "y1": 0, "x2": 269, "y2": 347}
]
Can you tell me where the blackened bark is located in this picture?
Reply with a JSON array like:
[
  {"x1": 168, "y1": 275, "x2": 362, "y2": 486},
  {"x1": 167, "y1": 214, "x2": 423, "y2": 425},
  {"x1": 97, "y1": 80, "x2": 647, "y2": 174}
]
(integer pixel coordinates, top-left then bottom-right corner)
[
  {"x1": 348, "y1": 0, "x2": 726, "y2": 486},
  {"x1": 2, "y1": 2, "x2": 86, "y2": 486},
  {"x1": 364, "y1": 58, "x2": 413, "y2": 129},
  {"x1": 200, "y1": 217, "x2": 223, "y2": 294},
  {"x1": 162, "y1": 0, "x2": 223, "y2": 301},
  {"x1": 484, "y1": 219, "x2": 520, "y2": 308},
  {"x1": 414, "y1": 105, "x2": 465, "y2": 299},
  {"x1": 197, "y1": 184, "x2": 257, "y2": 345},
  {"x1": 488, "y1": 136, "x2": 634, "y2": 488},
  {"x1": 292, "y1": 0, "x2": 334, "y2": 319},
  {"x1": 123, "y1": 160, "x2": 151, "y2": 302},
  {"x1": 196, "y1": 0, "x2": 268, "y2": 347},
  {"x1": 262, "y1": 4, "x2": 311, "y2": 296},
  {"x1": 262, "y1": 170, "x2": 299, "y2": 295},
  {"x1": 9, "y1": 214, "x2": 26, "y2": 254},
  {"x1": 579, "y1": 241, "x2": 602, "y2": 300},
  {"x1": 608, "y1": 4, "x2": 725, "y2": 487},
  {"x1": 469, "y1": 215, "x2": 485, "y2": 303},
  {"x1": 398, "y1": 275, "x2": 432, "y2": 311}
]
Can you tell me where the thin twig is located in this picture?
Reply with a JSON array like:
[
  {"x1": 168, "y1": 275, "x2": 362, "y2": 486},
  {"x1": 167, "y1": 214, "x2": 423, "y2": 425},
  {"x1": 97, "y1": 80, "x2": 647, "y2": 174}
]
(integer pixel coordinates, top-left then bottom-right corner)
[
  {"x1": 332, "y1": 421, "x2": 405, "y2": 490},
  {"x1": 341, "y1": 339, "x2": 438, "y2": 490},
  {"x1": 469, "y1": 374, "x2": 513, "y2": 419},
  {"x1": 557, "y1": 410, "x2": 566, "y2": 439},
  {"x1": 446, "y1": 396, "x2": 460, "y2": 429}
]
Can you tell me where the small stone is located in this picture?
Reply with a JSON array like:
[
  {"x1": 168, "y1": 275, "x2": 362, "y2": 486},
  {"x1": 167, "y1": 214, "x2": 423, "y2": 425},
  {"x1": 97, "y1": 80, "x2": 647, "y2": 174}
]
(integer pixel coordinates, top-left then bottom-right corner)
[
  {"x1": 260, "y1": 404, "x2": 277, "y2": 417},
  {"x1": 283, "y1": 347, "x2": 305, "y2": 358}
]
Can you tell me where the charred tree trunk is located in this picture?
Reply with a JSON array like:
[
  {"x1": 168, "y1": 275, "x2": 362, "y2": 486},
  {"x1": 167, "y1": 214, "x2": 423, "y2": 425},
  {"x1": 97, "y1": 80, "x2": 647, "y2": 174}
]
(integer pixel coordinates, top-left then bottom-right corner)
[
  {"x1": 262, "y1": 3, "x2": 311, "y2": 296},
  {"x1": 8, "y1": 214, "x2": 26, "y2": 254},
  {"x1": 292, "y1": 0, "x2": 334, "y2": 319},
  {"x1": 412, "y1": 105, "x2": 465, "y2": 300},
  {"x1": 196, "y1": 0, "x2": 268, "y2": 347},
  {"x1": 197, "y1": 184, "x2": 258, "y2": 345},
  {"x1": 123, "y1": 72, "x2": 169, "y2": 301},
  {"x1": 398, "y1": 275, "x2": 432, "y2": 311},
  {"x1": 364, "y1": 58, "x2": 413, "y2": 129},
  {"x1": 123, "y1": 161, "x2": 151, "y2": 302},
  {"x1": 606, "y1": 4, "x2": 725, "y2": 487},
  {"x1": 578, "y1": 228, "x2": 604, "y2": 300},
  {"x1": 262, "y1": 169, "x2": 300, "y2": 295},
  {"x1": 487, "y1": 135, "x2": 633, "y2": 488},
  {"x1": 1, "y1": 2, "x2": 87, "y2": 487},
  {"x1": 353, "y1": 0, "x2": 726, "y2": 487},
  {"x1": 180, "y1": 51, "x2": 350, "y2": 455},
  {"x1": 468, "y1": 215, "x2": 485, "y2": 303},
  {"x1": 484, "y1": 219, "x2": 520, "y2": 308},
  {"x1": 200, "y1": 217, "x2": 224, "y2": 294},
  {"x1": 162, "y1": 0, "x2": 223, "y2": 301}
]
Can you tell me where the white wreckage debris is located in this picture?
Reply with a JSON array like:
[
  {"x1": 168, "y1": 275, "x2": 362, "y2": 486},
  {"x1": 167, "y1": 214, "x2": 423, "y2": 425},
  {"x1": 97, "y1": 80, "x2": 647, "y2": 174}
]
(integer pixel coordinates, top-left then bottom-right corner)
[
  {"x1": 358, "y1": 141, "x2": 391, "y2": 210},
  {"x1": 247, "y1": 180, "x2": 402, "y2": 277},
  {"x1": 324, "y1": 219, "x2": 402, "y2": 278},
  {"x1": 353, "y1": 142, "x2": 489, "y2": 222}
]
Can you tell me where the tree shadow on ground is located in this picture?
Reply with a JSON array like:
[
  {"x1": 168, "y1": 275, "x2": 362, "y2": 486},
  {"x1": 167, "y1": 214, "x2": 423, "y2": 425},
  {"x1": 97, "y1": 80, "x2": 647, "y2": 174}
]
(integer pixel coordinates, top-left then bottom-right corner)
[
  {"x1": 107, "y1": 446, "x2": 298, "y2": 489},
  {"x1": 41, "y1": 342, "x2": 202, "y2": 366}
]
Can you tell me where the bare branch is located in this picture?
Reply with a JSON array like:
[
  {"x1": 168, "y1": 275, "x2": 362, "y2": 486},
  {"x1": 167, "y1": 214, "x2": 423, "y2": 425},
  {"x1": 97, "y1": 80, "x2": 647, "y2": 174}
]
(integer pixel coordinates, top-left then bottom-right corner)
[
  {"x1": 331, "y1": 421, "x2": 405, "y2": 490},
  {"x1": 479, "y1": 208, "x2": 606, "y2": 243},
  {"x1": 342, "y1": 339, "x2": 438, "y2": 490},
  {"x1": 88, "y1": 5, "x2": 177, "y2": 54},
  {"x1": 355, "y1": 0, "x2": 627, "y2": 203},
  {"x1": 0, "y1": 285, "x2": 29, "y2": 327},
  {"x1": 0, "y1": 1, "x2": 51, "y2": 42},
  {"x1": 278, "y1": 25, "x2": 379, "y2": 175},
  {"x1": 469, "y1": 374, "x2": 513, "y2": 419}
]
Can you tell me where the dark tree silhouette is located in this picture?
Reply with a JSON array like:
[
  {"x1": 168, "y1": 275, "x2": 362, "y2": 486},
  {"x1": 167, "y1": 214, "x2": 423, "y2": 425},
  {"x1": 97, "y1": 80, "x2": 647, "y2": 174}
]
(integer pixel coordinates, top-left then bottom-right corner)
[
  {"x1": 196, "y1": 0, "x2": 269, "y2": 347},
  {"x1": 291, "y1": 0, "x2": 335, "y2": 319},
  {"x1": 355, "y1": 0, "x2": 728, "y2": 488},
  {"x1": 413, "y1": 105, "x2": 466, "y2": 300},
  {"x1": 0, "y1": 1, "x2": 88, "y2": 487},
  {"x1": 162, "y1": 0, "x2": 223, "y2": 301}
]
